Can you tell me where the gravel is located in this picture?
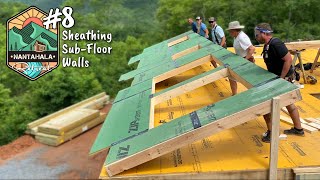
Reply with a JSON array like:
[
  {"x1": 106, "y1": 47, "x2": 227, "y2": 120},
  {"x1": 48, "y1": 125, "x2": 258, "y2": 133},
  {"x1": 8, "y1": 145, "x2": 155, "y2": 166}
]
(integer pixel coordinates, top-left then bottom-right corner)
[{"x1": 0, "y1": 146, "x2": 69, "y2": 179}]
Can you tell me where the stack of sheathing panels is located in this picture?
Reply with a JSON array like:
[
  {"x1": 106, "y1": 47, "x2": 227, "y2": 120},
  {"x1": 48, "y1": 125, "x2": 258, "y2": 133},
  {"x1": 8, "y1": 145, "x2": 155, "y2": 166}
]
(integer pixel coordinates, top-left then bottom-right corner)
[
  {"x1": 26, "y1": 92, "x2": 109, "y2": 146},
  {"x1": 90, "y1": 31, "x2": 302, "y2": 177}
]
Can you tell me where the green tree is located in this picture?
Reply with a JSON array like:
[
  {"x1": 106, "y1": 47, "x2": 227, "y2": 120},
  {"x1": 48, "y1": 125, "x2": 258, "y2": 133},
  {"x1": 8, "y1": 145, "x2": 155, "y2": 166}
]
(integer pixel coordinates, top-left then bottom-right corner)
[{"x1": 0, "y1": 2, "x2": 27, "y2": 25}]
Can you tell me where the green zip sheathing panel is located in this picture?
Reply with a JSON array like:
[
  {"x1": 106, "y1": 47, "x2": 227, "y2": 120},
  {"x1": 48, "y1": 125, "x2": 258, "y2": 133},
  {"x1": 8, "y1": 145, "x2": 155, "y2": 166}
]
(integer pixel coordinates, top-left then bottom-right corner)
[
  {"x1": 119, "y1": 39, "x2": 212, "y2": 82},
  {"x1": 91, "y1": 33, "x2": 221, "y2": 155},
  {"x1": 127, "y1": 31, "x2": 194, "y2": 65},
  {"x1": 135, "y1": 33, "x2": 206, "y2": 69},
  {"x1": 152, "y1": 66, "x2": 225, "y2": 97},
  {"x1": 90, "y1": 88, "x2": 151, "y2": 154},
  {"x1": 113, "y1": 79, "x2": 153, "y2": 103},
  {"x1": 131, "y1": 44, "x2": 222, "y2": 86},
  {"x1": 131, "y1": 62, "x2": 176, "y2": 86},
  {"x1": 166, "y1": 30, "x2": 194, "y2": 43},
  {"x1": 105, "y1": 78, "x2": 298, "y2": 165},
  {"x1": 174, "y1": 44, "x2": 223, "y2": 67},
  {"x1": 128, "y1": 31, "x2": 196, "y2": 65},
  {"x1": 231, "y1": 62, "x2": 278, "y2": 87}
]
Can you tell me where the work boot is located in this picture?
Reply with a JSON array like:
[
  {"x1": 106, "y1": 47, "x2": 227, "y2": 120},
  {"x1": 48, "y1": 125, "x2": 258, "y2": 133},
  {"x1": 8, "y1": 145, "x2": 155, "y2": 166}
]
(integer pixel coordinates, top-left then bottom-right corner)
[
  {"x1": 261, "y1": 130, "x2": 271, "y2": 143},
  {"x1": 284, "y1": 127, "x2": 305, "y2": 136}
]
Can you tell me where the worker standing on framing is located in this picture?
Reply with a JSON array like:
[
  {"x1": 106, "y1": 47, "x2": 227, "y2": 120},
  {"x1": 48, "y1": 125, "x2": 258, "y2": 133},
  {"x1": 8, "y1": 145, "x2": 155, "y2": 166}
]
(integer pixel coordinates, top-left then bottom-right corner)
[
  {"x1": 254, "y1": 23, "x2": 305, "y2": 142},
  {"x1": 227, "y1": 21, "x2": 255, "y2": 95}
]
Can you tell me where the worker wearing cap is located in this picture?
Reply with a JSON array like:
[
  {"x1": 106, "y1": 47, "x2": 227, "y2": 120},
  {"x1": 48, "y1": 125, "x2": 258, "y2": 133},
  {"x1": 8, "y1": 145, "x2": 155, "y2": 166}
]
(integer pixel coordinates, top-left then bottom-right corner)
[
  {"x1": 255, "y1": 22, "x2": 304, "y2": 142},
  {"x1": 227, "y1": 21, "x2": 255, "y2": 95},
  {"x1": 209, "y1": 17, "x2": 226, "y2": 48},
  {"x1": 195, "y1": 16, "x2": 209, "y2": 39}
]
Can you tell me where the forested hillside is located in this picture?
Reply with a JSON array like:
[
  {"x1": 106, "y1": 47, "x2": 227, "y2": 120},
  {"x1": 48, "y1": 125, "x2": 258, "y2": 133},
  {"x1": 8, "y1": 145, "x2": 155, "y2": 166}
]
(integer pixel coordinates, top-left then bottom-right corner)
[{"x1": 0, "y1": 0, "x2": 319, "y2": 145}]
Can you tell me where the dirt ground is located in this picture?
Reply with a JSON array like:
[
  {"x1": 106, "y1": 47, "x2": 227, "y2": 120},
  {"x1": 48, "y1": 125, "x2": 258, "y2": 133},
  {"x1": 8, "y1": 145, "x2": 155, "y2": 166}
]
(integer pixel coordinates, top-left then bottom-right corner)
[{"x1": 0, "y1": 104, "x2": 112, "y2": 179}]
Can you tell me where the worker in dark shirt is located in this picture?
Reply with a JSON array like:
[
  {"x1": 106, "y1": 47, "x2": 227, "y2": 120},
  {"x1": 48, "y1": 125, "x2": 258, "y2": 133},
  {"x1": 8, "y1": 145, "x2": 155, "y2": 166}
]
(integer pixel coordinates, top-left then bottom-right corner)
[
  {"x1": 188, "y1": 18, "x2": 197, "y2": 33},
  {"x1": 254, "y1": 23, "x2": 304, "y2": 143}
]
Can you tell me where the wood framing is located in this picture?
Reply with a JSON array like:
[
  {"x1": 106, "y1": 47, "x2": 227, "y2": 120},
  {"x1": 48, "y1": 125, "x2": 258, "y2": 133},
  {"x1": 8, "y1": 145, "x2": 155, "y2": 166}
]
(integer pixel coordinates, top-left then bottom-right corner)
[
  {"x1": 171, "y1": 45, "x2": 200, "y2": 60},
  {"x1": 101, "y1": 168, "x2": 294, "y2": 179},
  {"x1": 285, "y1": 40, "x2": 320, "y2": 50},
  {"x1": 152, "y1": 54, "x2": 214, "y2": 87},
  {"x1": 280, "y1": 115, "x2": 318, "y2": 133},
  {"x1": 106, "y1": 90, "x2": 301, "y2": 176},
  {"x1": 91, "y1": 32, "x2": 306, "y2": 178},
  {"x1": 304, "y1": 117, "x2": 320, "y2": 124},
  {"x1": 149, "y1": 67, "x2": 228, "y2": 128},
  {"x1": 168, "y1": 36, "x2": 189, "y2": 47},
  {"x1": 281, "y1": 107, "x2": 308, "y2": 123},
  {"x1": 293, "y1": 167, "x2": 320, "y2": 180},
  {"x1": 310, "y1": 48, "x2": 320, "y2": 73},
  {"x1": 293, "y1": 167, "x2": 320, "y2": 174},
  {"x1": 152, "y1": 68, "x2": 228, "y2": 105},
  {"x1": 269, "y1": 97, "x2": 280, "y2": 180},
  {"x1": 228, "y1": 68, "x2": 254, "y2": 89}
]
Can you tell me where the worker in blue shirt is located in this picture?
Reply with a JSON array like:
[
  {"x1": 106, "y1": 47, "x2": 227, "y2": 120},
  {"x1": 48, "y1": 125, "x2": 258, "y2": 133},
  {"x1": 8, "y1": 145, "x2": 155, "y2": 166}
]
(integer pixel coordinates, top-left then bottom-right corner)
[
  {"x1": 195, "y1": 16, "x2": 209, "y2": 38},
  {"x1": 188, "y1": 18, "x2": 197, "y2": 33}
]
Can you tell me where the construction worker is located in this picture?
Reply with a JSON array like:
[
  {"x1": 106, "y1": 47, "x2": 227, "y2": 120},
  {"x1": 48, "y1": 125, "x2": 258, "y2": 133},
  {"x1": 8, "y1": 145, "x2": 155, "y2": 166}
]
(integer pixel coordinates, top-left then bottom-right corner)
[
  {"x1": 188, "y1": 18, "x2": 197, "y2": 33},
  {"x1": 209, "y1": 17, "x2": 226, "y2": 48},
  {"x1": 227, "y1": 21, "x2": 255, "y2": 95},
  {"x1": 208, "y1": 17, "x2": 226, "y2": 68},
  {"x1": 255, "y1": 22, "x2": 304, "y2": 142},
  {"x1": 195, "y1": 16, "x2": 209, "y2": 39}
]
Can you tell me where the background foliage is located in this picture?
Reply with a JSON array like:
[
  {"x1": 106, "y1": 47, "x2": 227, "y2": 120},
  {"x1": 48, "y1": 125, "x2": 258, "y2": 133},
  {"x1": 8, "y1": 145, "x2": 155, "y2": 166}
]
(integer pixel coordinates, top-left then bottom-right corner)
[{"x1": 1, "y1": 0, "x2": 319, "y2": 145}]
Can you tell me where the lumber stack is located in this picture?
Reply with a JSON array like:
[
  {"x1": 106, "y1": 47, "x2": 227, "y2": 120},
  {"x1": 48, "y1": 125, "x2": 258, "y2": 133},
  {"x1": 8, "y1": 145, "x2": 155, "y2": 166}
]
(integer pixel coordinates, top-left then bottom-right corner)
[{"x1": 26, "y1": 92, "x2": 110, "y2": 146}]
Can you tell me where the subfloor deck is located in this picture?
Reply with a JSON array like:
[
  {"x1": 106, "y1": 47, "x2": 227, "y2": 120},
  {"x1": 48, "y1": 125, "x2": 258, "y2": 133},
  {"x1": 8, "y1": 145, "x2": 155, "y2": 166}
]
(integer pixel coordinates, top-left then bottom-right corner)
[{"x1": 100, "y1": 48, "x2": 320, "y2": 179}]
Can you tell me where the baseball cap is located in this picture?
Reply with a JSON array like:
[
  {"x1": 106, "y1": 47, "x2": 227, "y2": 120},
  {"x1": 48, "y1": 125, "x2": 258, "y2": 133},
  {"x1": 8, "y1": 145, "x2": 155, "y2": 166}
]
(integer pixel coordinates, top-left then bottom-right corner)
[{"x1": 209, "y1": 17, "x2": 216, "y2": 22}]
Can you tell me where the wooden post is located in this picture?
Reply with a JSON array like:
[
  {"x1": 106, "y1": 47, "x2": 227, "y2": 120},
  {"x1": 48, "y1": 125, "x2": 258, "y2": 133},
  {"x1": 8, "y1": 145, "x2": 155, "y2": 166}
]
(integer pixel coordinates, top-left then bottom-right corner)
[
  {"x1": 290, "y1": 50, "x2": 307, "y2": 84},
  {"x1": 269, "y1": 97, "x2": 280, "y2": 180},
  {"x1": 310, "y1": 48, "x2": 320, "y2": 73},
  {"x1": 292, "y1": 52, "x2": 298, "y2": 66}
]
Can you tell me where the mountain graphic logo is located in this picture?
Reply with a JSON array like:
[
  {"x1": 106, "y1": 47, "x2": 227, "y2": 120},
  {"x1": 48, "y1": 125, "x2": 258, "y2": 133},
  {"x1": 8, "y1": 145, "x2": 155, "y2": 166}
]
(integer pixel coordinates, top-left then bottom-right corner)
[{"x1": 6, "y1": 6, "x2": 59, "y2": 80}]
